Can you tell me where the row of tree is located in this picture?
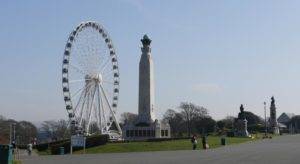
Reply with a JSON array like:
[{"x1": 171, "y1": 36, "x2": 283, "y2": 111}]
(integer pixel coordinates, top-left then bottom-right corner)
[
  {"x1": 0, "y1": 115, "x2": 37, "y2": 145},
  {"x1": 120, "y1": 102, "x2": 266, "y2": 137},
  {"x1": 0, "y1": 101, "x2": 288, "y2": 144}
]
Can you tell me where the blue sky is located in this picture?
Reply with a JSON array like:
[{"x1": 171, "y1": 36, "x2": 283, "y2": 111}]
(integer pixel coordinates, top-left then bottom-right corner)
[{"x1": 1, "y1": 0, "x2": 300, "y2": 122}]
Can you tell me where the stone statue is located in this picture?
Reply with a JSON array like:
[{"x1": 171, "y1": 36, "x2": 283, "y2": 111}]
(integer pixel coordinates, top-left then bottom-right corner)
[
  {"x1": 271, "y1": 96, "x2": 275, "y2": 105},
  {"x1": 238, "y1": 104, "x2": 246, "y2": 120},
  {"x1": 141, "y1": 34, "x2": 151, "y2": 46},
  {"x1": 235, "y1": 104, "x2": 249, "y2": 137}
]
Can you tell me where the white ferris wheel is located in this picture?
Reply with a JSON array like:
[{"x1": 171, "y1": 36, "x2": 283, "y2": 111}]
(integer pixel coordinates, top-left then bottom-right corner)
[{"x1": 62, "y1": 21, "x2": 122, "y2": 138}]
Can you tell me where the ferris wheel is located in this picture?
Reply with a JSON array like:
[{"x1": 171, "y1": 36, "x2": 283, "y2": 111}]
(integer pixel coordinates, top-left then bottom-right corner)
[{"x1": 62, "y1": 21, "x2": 122, "y2": 138}]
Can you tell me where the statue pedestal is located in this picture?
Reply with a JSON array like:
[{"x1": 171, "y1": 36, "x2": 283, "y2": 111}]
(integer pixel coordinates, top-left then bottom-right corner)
[
  {"x1": 235, "y1": 119, "x2": 250, "y2": 137},
  {"x1": 272, "y1": 125, "x2": 280, "y2": 135}
]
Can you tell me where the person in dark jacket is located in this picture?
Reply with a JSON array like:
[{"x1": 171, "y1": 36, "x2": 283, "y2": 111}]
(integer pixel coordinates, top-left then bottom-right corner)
[{"x1": 191, "y1": 135, "x2": 197, "y2": 150}]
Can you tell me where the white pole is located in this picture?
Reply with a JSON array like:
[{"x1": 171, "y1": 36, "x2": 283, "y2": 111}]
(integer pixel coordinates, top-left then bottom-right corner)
[
  {"x1": 83, "y1": 137, "x2": 86, "y2": 154},
  {"x1": 13, "y1": 124, "x2": 16, "y2": 142},
  {"x1": 70, "y1": 136, "x2": 73, "y2": 155},
  {"x1": 9, "y1": 124, "x2": 12, "y2": 144}
]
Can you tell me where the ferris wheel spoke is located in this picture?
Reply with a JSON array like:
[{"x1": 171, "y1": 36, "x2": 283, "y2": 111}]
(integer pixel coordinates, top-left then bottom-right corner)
[
  {"x1": 99, "y1": 57, "x2": 111, "y2": 73},
  {"x1": 100, "y1": 86, "x2": 113, "y2": 105},
  {"x1": 102, "y1": 81, "x2": 115, "y2": 85},
  {"x1": 73, "y1": 89, "x2": 85, "y2": 114},
  {"x1": 102, "y1": 69, "x2": 115, "y2": 77},
  {"x1": 98, "y1": 85, "x2": 107, "y2": 130},
  {"x1": 99, "y1": 84, "x2": 122, "y2": 133},
  {"x1": 96, "y1": 85, "x2": 102, "y2": 132},
  {"x1": 83, "y1": 88, "x2": 91, "y2": 131},
  {"x1": 69, "y1": 79, "x2": 90, "y2": 83},
  {"x1": 71, "y1": 84, "x2": 90, "y2": 98},
  {"x1": 78, "y1": 86, "x2": 91, "y2": 127},
  {"x1": 93, "y1": 100, "x2": 100, "y2": 133},
  {"x1": 70, "y1": 64, "x2": 87, "y2": 76},
  {"x1": 71, "y1": 84, "x2": 88, "y2": 98},
  {"x1": 86, "y1": 85, "x2": 97, "y2": 133}
]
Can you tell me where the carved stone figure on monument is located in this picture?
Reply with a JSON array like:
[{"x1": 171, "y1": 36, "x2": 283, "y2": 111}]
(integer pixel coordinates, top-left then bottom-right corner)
[{"x1": 238, "y1": 104, "x2": 246, "y2": 120}]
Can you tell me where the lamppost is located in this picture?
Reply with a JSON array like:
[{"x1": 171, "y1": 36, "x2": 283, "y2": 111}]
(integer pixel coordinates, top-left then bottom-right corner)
[
  {"x1": 264, "y1": 102, "x2": 267, "y2": 136},
  {"x1": 9, "y1": 123, "x2": 16, "y2": 144},
  {"x1": 9, "y1": 124, "x2": 12, "y2": 144},
  {"x1": 13, "y1": 123, "x2": 16, "y2": 143}
]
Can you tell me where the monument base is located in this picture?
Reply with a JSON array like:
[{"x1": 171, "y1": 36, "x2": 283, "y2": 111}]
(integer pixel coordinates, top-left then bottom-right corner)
[
  {"x1": 235, "y1": 119, "x2": 250, "y2": 137},
  {"x1": 272, "y1": 127, "x2": 280, "y2": 135},
  {"x1": 122, "y1": 120, "x2": 170, "y2": 140}
]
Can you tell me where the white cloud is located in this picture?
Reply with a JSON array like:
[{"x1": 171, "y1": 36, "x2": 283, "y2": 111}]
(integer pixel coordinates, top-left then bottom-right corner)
[{"x1": 192, "y1": 83, "x2": 222, "y2": 93}]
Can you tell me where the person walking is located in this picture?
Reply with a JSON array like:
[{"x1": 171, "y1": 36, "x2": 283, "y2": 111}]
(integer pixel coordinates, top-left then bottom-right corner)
[
  {"x1": 202, "y1": 135, "x2": 209, "y2": 149},
  {"x1": 191, "y1": 135, "x2": 197, "y2": 150},
  {"x1": 27, "y1": 143, "x2": 32, "y2": 156}
]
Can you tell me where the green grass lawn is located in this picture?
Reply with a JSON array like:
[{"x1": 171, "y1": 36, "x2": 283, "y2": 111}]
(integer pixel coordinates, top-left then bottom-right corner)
[
  {"x1": 13, "y1": 160, "x2": 22, "y2": 164},
  {"x1": 36, "y1": 133, "x2": 280, "y2": 155},
  {"x1": 75, "y1": 136, "x2": 254, "y2": 154}
]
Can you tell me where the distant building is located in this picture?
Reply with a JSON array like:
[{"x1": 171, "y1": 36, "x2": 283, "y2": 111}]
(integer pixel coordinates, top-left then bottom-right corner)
[
  {"x1": 277, "y1": 113, "x2": 295, "y2": 126},
  {"x1": 288, "y1": 115, "x2": 300, "y2": 134}
]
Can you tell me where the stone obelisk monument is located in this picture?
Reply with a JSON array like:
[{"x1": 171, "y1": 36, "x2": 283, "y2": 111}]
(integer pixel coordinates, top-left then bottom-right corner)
[
  {"x1": 122, "y1": 35, "x2": 170, "y2": 140},
  {"x1": 270, "y1": 96, "x2": 280, "y2": 134},
  {"x1": 137, "y1": 35, "x2": 156, "y2": 124}
]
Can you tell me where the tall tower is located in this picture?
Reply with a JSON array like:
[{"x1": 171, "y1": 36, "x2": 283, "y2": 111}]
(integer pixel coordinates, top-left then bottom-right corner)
[
  {"x1": 270, "y1": 96, "x2": 280, "y2": 134},
  {"x1": 137, "y1": 35, "x2": 156, "y2": 124},
  {"x1": 122, "y1": 35, "x2": 170, "y2": 140}
]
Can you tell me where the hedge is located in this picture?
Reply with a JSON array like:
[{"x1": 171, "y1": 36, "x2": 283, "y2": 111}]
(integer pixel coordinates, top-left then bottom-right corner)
[
  {"x1": 36, "y1": 139, "x2": 69, "y2": 151},
  {"x1": 50, "y1": 134, "x2": 109, "y2": 155}
]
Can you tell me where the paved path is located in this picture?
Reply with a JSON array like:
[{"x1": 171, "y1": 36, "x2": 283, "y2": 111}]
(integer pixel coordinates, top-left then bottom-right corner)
[{"x1": 22, "y1": 134, "x2": 300, "y2": 164}]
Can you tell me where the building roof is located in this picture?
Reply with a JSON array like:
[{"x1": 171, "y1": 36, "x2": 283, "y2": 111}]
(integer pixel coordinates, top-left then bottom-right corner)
[
  {"x1": 278, "y1": 122, "x2": 287, "y2": 128},
  {"x1": 277, "y1": 112, "x2": 295, "y2": 123}
]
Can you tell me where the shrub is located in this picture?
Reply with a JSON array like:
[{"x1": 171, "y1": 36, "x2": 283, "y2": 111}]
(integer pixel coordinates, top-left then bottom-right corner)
[
  {"x1": 50, "y1": 134, "x2": 109, "y2": 155},
  {"x1": 36, "y1": 143, "x2": 49, "y2": 151},
  {"x1": 36, "y1": 139, "x2": 69, "y2": 151}
]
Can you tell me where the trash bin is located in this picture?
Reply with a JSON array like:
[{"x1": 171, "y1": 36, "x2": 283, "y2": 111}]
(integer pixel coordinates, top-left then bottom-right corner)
[
  {"x1": 202, "y1": 136, "x2": 207, "y2": 149},
  {"x1": 0, "y1": 144, "x2": 13, "y2": 164},
  {"x1": 59, "y1": 147, "x2": 65, "y2": 155},
  {"x1": 221, "y1": 137, "x2": 226, "y2": 146}
]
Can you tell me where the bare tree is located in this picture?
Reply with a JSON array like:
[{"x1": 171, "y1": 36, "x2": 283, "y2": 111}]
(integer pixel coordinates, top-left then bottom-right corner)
[
  {"x1": 120, "y1": 112, "x2": 138, "y2": 125},
  {"x1": 17, "y1": 121, "x2": 38, "y2": 144},
  {"x1": 163, "y1": 109, "x2": 185, "y2": 137},
  {"x1": 41, "y1": 120, "x2": 69, "y2": 141},
  {"x1": 179, "y1": 102, "x2": 208, "y2": 137}
]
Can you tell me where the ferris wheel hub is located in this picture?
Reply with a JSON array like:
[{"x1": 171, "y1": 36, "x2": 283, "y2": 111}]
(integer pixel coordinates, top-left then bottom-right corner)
[
  {"x1": 85, "y1": 74, "x2": 103, "y2": 83},
  {"x1": 95, "y1": 73, "x2": 103, "y2": 83}
]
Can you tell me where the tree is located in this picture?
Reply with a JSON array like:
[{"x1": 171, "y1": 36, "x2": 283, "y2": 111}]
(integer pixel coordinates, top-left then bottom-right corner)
[
  {"x1": 244, "y1": 111, "x2": 263, "y2": 126},
  {"x1": 120, "y1": 112, "x2": 138, "y2": 125},
  {"x1": 163, "y1": 109, "x2": 185, "y2": 137},
  {"x1": 41, "y1": 119, "x2": 69, "y2": 141},
  {"x1": 16, "y1": 121, "x2": 38, "y2": 144},
  {"x1": 195, "y1": 116, "x2": 216, "y2": 134},
  {"x1": 0, "y1": 116, "x2": 38, "y2": 145},
  {"x1": 179, "y1": 102, "x2": 209, "y2": 137},
  {"x1": 217, "y1": 116, "x2": 235, "y2": 130}
]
